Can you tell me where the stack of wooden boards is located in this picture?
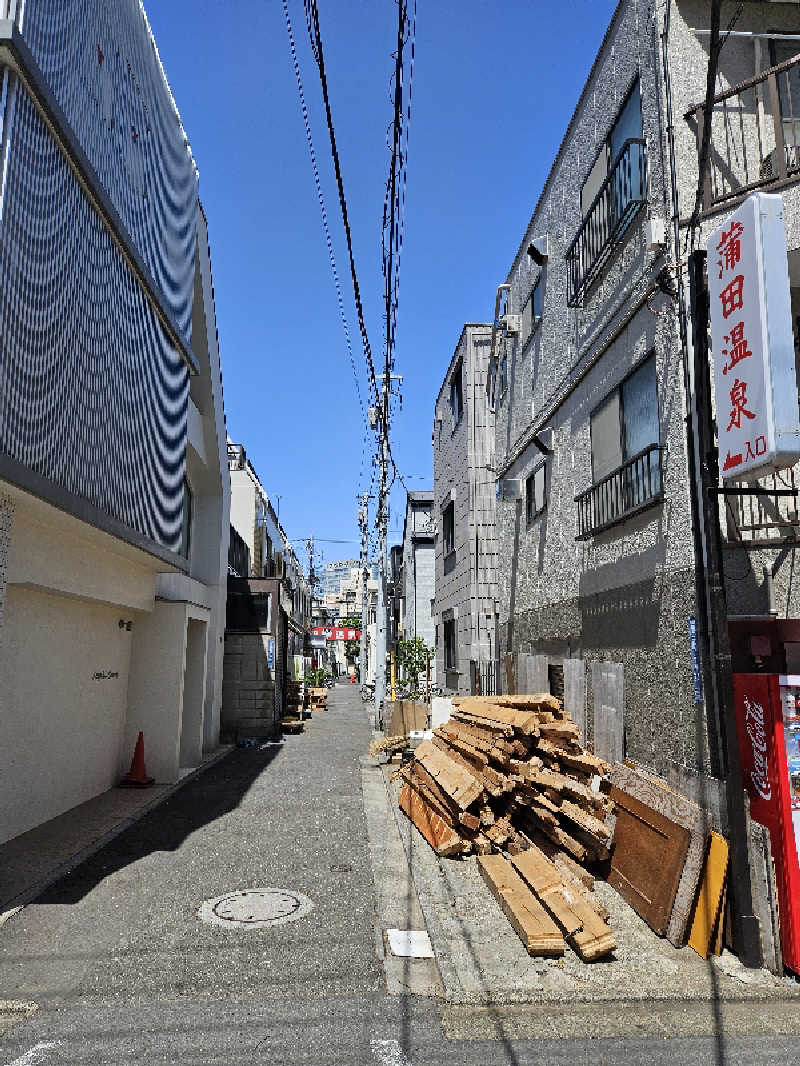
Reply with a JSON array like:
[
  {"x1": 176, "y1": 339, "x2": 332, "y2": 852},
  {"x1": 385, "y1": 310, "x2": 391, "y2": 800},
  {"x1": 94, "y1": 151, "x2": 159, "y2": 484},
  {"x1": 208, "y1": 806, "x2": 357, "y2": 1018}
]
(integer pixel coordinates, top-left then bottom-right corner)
[
  {"x1": 281, "y1": 679, "x2": 306, "y2": 732},
  {"x1": 396, "y1": 693, "x2": 617, "y2": 960},
  {"x1": 308, "y1": 687, "x2": 328, "y2": 711}
]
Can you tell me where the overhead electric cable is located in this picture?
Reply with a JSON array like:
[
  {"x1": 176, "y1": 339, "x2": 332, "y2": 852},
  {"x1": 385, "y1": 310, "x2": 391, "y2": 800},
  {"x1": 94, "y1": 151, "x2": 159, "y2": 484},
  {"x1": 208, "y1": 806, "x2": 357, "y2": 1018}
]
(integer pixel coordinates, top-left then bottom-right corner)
[
  {"x1": 281, "y1": 0, "x2": 368, "y2": 442},
  {"x1": 303, "y1": 0, "x2": 380, "y2": 406}
]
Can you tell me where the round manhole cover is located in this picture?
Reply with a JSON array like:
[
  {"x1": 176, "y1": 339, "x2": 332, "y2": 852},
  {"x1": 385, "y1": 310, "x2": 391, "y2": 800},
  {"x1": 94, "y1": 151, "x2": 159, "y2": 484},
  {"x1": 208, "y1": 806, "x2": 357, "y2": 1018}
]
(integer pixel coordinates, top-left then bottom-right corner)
[{"x1": 198, "y1": 889, "x2": 314, "y2": 929}]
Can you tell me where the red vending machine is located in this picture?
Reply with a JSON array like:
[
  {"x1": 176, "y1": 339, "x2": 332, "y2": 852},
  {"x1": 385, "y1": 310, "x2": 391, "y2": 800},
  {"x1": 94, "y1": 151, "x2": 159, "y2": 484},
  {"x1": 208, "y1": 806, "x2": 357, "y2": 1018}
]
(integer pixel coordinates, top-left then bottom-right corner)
[{"x1": 733, "y1": 672, "x2": 800, "y2": 973}]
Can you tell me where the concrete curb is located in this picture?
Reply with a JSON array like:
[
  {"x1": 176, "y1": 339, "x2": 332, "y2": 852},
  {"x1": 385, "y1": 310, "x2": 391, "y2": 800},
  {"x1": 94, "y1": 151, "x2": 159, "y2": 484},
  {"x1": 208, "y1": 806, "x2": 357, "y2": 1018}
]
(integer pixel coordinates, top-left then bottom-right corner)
[{"x1": 0, "y1": 745, "x2": 235, "y2": 927}]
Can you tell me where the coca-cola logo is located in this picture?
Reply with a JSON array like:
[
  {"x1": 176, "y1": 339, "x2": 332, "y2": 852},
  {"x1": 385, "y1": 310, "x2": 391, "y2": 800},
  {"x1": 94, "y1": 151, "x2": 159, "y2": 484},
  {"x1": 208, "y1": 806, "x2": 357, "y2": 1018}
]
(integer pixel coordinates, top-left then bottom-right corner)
[{"x1": 744, "y1": 695, "x2": 771, "y2": 801}]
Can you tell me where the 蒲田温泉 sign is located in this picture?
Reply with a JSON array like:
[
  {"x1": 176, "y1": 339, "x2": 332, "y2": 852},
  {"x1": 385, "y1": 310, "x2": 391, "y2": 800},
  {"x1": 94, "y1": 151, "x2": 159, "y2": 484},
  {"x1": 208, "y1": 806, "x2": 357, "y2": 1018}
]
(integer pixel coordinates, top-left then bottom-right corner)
[{"x1": 708, "y1": 192, "x2": 800, "y2": 480}]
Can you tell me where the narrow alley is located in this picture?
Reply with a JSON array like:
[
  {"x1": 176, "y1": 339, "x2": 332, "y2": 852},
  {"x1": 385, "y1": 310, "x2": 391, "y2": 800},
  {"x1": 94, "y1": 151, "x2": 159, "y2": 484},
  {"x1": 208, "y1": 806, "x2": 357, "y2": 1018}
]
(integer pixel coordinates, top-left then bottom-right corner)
[{"x1": 0, "y1": 686, "x2": 797, "y2": 1065}]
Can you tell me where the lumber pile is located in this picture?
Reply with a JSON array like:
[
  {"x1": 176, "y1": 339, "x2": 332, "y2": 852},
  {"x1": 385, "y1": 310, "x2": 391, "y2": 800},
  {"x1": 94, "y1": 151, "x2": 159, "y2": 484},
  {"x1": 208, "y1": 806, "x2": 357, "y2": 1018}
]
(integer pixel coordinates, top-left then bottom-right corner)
[
  {"x1": 397, "y1": 692, "x2": 617, "y2": 959},
  {"x1": 308, "y1": 687, "x2": 328, "y2": 711}
]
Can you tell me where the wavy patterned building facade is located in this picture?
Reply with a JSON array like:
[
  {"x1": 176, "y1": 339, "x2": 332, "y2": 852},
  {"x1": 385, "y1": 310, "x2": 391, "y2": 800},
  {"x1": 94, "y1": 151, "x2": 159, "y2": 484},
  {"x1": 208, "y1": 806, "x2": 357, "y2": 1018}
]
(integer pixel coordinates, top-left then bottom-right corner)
[{"x1": 0, "y1": 0, "x2": 198, "y2": 554}]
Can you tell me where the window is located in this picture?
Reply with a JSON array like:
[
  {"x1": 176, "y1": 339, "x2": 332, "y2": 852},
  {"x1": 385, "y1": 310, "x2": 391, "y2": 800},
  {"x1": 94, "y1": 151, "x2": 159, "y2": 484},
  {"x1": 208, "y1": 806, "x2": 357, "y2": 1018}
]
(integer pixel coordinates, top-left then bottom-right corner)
[
  {"x1": 444, "y1": 618, "x2": 457, "y2": 670},
  {"x1": 526, "y1": 462, "x2": 547, "y2": 523},
  {"x1": 581, "y1": 79, "x2": 643, "y2": 219},
  {"x1": 521, "y1": 275, "x2": 544, "y2": 342},
  {"x1": 442, "y1": 501, "x2": 455, "y2": 556},
  {"x1": 591, "y1": 354, "x2": 659, "y2": 481},
  {"x1": 568, "y1": 78, "x2": 646, "y2": 305},
  {"x1": 450, "y1": 361, "x2": 464, "y2": 426},
  {"x1": 579, "y1": 353, "x2": 662, "y2": 537}
]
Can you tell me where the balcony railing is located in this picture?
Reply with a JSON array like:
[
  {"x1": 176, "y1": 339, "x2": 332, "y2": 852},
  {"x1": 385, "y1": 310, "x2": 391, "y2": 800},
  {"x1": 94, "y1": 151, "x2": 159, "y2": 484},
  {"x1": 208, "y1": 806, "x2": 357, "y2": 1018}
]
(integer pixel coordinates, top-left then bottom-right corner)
[
  {"x1": 566, "y1": 138, "x2": 648, "y2": 306},
  {"x1": 722, "y1": 469, "x2": 800, "y2": 547},
  {"x1": 575, "y1": 443, "x2": 663, "y2": 540},
  {"x1": 689, "y1": 52, "x2": 800, "y2": 211}
]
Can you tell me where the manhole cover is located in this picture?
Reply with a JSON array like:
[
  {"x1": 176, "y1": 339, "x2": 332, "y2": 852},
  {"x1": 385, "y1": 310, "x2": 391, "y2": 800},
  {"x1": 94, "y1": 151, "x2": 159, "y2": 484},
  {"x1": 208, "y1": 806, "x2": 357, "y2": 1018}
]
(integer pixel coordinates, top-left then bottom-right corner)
[
  {"x1": 330, "y1": 863, "x2": 352, "y2": 873},
  {"x1": 198, "y1": 889, "x2": 314, "y2": 929}
]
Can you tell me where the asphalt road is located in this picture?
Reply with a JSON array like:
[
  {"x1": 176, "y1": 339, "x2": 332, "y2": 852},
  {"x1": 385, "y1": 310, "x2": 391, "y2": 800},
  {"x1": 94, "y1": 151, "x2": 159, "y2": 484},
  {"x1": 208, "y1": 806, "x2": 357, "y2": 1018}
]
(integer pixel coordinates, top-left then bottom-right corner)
[{"x1": 1, "y1": 684, "x2": 799, "y2": 1065}]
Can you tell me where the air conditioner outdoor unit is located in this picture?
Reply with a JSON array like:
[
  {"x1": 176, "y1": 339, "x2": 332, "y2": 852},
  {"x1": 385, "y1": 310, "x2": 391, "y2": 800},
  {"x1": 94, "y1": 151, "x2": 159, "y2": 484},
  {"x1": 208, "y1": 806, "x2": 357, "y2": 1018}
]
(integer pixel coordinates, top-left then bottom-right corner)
[
  {"x1": 496, "y1": 478, "x2": 523, "y2": 501},
  {"x1": 502, "y1": 313, "x2": 521, "y2": 335}
]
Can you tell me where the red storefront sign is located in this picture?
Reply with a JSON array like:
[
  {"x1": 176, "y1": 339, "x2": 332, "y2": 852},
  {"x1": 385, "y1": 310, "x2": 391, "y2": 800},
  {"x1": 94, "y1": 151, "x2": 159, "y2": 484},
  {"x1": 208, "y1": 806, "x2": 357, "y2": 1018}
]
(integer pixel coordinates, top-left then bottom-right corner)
[
  {"x1": 310, "y1": 626, "x2": 361, "y2": 642},
  {"x1": 733, "y1": 673, "x2": 800, "y2": 972}
]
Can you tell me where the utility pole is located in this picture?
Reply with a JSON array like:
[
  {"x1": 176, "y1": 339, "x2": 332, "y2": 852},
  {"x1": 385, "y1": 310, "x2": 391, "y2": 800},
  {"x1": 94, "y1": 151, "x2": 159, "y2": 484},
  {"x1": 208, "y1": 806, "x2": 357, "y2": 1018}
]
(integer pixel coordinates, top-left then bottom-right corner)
[
  {"x1": 375, "y1": 379, "x2": 389, "y2": 722},
  {"x1": 358, "y1": 494, "x2": 370, "y2": 685}
]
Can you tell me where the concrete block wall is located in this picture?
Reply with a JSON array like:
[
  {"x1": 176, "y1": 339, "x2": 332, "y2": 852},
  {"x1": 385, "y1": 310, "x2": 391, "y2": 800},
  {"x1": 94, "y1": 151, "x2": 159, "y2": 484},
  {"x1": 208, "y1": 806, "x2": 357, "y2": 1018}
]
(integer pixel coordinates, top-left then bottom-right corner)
[{"x1": 222, "y1": 631, "x2": 279, "y2": 736}]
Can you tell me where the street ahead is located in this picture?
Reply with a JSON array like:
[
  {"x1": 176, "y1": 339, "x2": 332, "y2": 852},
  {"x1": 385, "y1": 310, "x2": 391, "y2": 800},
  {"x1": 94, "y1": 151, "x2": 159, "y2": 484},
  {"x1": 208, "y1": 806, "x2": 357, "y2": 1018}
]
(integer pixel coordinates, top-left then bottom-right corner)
[{"x1": 0, "y1": 685, "x2": 799, "y2": 1065}]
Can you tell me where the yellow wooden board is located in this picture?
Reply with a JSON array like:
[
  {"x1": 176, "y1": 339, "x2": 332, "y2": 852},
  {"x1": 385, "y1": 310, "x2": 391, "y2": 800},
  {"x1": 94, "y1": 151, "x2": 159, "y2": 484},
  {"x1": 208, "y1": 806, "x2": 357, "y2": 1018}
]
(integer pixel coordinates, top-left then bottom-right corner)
[{"x1": 688, "y1": 831, "x2": 729, "y2": 960}]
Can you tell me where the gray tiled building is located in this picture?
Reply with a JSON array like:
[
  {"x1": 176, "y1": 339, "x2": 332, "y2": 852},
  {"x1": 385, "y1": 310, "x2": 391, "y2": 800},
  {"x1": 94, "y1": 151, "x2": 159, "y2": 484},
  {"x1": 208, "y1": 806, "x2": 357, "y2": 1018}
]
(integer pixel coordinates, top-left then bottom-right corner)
[
  {"x1": 489, "y1": 0, "x2": 800, "y2": 808},
  {"x1": 433, "y1": 324, "x2": 498, "y2": 695},
  {"x1": 399, "y1": 491, "x2": 436, "y2": 682}
]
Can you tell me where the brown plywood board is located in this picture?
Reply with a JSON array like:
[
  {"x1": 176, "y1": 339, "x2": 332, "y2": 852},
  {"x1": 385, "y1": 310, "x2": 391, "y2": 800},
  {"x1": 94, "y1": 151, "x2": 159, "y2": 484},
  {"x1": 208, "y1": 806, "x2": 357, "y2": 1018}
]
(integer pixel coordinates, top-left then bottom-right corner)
[
  {"x1": 608, "y1": 785, "x2": 691, "y2": 937},
  {"x1": 610, "y1": 763, "x2": 711, "y2": 946}
]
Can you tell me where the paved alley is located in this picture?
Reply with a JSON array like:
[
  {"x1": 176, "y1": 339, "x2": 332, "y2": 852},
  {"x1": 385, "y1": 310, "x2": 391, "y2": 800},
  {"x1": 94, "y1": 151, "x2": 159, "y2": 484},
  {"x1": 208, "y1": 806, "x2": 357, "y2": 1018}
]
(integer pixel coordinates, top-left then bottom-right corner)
[{"x1": 0, "y1": 685, "x2": 799, "y2": 1066}]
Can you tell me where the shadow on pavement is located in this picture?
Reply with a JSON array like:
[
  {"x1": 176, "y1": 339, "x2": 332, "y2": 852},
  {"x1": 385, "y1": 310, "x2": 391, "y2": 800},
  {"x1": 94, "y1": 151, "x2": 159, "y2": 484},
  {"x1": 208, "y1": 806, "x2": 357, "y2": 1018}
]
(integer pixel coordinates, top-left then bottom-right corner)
[{"x1": 32, "y1": 745, "x2": 283, "y2": 906}]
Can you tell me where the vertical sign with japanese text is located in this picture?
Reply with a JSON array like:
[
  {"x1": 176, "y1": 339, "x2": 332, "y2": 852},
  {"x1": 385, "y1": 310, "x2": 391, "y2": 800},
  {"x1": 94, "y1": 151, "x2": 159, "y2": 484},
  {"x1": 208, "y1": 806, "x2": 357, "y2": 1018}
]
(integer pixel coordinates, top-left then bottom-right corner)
[{"x1": 708, "y1": 193, "x2": 800, "y2": 480}]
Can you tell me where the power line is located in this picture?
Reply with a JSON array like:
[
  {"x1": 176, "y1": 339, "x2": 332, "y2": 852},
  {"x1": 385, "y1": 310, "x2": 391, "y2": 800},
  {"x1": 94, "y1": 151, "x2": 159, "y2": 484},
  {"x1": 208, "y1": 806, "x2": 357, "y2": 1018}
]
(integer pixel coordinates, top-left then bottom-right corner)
[
  {"x1": 303, "y1": 0, "x2": 381, "y2": 408},
  {"x1": 281, "y1": 0, "x2": 367, "y2": 431}
]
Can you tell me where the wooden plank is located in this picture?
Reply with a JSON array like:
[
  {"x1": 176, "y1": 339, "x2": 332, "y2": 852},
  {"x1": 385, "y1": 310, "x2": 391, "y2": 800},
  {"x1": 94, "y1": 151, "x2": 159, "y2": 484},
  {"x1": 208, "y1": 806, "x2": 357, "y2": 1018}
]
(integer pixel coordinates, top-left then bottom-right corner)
[
  {"x1": 608, "y1": 786, "x2": 691, "y2": 936},
  {"x1": 404, "y1": 762, "x2": 478, "y2": 829},
  {"x1": 398, "y1": 782, "x2": 464, "y2": 856},
  {"x1": 414, "y1": 740, "x2": 484, "y2": 810},
  {"x1": 559, "y1": 800, "x2": 612, "y2": 842},
  {"x1": 452, "y1": 711, "x2": 515, "y2": 736},
  {"x1": 511, "y1": 848, "x2": 616, "y2": 961},
  {"x1": 477, "y1": 853, "x2": 565, "y2": 956},
  {"x1": 688, "y1": 832, "x2": 729, "y2": 960},
  {"x1": 457, "y1": 699, "x2": 540, "y2": 736}
]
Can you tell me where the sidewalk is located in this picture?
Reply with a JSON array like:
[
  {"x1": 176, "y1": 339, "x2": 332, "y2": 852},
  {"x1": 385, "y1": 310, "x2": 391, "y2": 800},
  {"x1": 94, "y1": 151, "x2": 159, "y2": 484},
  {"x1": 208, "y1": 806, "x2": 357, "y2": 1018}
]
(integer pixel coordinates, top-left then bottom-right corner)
[
  {"x1": 0, "y1": 745, "x2": 233, "y2": 922},
  {"x1": 380, "y1": 766, "x2": 800, "y2": 1008}
]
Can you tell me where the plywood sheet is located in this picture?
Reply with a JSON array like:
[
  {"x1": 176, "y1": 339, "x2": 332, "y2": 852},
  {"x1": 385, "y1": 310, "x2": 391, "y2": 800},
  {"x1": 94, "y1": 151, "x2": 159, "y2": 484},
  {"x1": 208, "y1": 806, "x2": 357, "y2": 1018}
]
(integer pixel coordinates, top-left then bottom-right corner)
[
  {"x1": 610, "y1": 763, "x2": 711, "y2": 946},
  {"x1": 608, "y1": 785, "x2": 691, "y2": 936},
  {"x1": 688, "y1": 831, "x2": 729, "y2": 960}
]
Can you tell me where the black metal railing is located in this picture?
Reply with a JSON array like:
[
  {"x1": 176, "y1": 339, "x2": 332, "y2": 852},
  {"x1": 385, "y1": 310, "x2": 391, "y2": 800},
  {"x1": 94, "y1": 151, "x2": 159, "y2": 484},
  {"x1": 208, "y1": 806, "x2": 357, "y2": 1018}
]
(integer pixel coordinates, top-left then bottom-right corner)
[
  {"x1": 689, "y1": 52, "x2": 800, "y2": 211},
  {"x1": 722, "y1": 469, "x2": 800, "y2": 547},
  {"x1": 566, "y1": 138, "x2": 648, "y2": 306},
  {"x1": 575, "y1": 443, "x2": 663, "y2": 540}
]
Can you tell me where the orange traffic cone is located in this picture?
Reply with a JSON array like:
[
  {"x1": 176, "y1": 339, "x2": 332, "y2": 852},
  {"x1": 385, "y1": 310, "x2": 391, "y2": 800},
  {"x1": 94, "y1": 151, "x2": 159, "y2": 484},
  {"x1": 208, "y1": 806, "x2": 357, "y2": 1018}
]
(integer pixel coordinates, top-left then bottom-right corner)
[{"x1": 119, "y1": 731, "x2": 154, "y2": 788}]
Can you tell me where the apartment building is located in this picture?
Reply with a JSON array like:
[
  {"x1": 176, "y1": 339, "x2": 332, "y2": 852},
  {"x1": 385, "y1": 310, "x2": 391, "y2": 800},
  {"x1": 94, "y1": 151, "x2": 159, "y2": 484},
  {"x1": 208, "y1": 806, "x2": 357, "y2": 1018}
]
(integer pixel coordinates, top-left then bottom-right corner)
[
  {"x1": 432, "y1": 324, "x2": 498, "y2": 696},
  {"x1": 0, "y1": 1, "x2": 229, "y2": 843},
  {"x1": 398, "y1": 492, "x2": 436, "y2": 683},
  {"x1": 490, "y1": 0, "x2": 800, "y2": 814}
]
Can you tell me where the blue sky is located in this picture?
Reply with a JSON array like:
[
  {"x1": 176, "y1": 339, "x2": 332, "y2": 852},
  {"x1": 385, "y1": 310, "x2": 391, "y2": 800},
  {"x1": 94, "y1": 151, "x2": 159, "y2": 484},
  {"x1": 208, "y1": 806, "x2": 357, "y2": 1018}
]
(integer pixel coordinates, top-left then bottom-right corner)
[{"x1": 146, "y1": 0, "x2": 617, "y2": 571}]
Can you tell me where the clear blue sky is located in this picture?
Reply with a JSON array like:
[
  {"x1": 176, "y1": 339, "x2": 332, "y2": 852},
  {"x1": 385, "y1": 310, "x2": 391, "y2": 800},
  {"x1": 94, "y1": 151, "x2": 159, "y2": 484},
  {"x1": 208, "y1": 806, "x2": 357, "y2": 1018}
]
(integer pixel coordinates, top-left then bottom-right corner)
[{"x1": 146, "y1": 0, "x2": 617, "y2": 572}]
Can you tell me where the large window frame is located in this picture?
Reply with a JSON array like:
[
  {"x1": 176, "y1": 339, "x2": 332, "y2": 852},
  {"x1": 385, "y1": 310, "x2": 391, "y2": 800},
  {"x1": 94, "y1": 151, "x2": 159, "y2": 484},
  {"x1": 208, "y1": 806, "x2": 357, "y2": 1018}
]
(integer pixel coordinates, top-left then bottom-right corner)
[
  {"x1": 442, "y1": 500, "x2": 455, "y2": 557},
  {"x1": 577, "y1": 351, "x2": 663, "y2": 538},
  {"x1": 568, "y1": 76, "x2": 647, "y2": 306},
  {"x1": 526, "y1": 462, "x2": 547, "y2": 525},
  {"x1": 450, "y1": 360, "x2": 464, "y2": 427},
  {"x1": 444, "y1": 618, "x2": 457, "y2": 671}
]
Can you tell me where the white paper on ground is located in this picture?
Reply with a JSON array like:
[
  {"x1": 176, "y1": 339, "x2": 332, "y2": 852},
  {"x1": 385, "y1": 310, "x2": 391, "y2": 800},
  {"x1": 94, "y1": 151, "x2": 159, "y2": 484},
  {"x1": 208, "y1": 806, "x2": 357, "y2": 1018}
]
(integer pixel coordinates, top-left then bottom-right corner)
[{"x1": 386, "y1": 928, "x2": 434, "y2": 958}]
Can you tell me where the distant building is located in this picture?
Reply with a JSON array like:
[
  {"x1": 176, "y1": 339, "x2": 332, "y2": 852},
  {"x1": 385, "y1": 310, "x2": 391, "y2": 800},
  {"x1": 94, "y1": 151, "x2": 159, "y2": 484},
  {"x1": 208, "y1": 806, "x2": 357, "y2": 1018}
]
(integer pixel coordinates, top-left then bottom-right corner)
[
  {"x1": 323, "y1": 559, "x2": 360, "y2": 607},
  {"x1": 227, "y1": 443, "x2": 282, "y2": 579},
  {"x1": 0, "y1": 2, "x2": 229, "y2": 844},
  {"x1": 432, "y1": 324, "x2": 498, "y2": 696},
  {"x1": 399, "y1": 492, "x2": 436, "y2": 684}
]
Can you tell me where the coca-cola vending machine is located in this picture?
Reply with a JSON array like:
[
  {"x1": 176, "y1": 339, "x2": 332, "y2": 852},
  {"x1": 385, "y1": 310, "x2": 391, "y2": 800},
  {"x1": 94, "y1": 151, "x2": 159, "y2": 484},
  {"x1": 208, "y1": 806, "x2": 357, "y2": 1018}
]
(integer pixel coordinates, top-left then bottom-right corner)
[{"x1": 733, "y1": 672, "x2": 800, "y2": 973}]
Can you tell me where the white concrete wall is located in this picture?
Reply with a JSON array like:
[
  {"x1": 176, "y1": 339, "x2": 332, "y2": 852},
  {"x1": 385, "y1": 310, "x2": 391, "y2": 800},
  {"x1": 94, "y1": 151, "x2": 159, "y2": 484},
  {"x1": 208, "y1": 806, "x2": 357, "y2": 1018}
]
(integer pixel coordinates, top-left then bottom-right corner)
[
  {"x1": 0, "y1": 583, "x2": 134, "y2": 845},
  {"x1": 124, "y1": 600, "x2": 188, "y2": 784}
]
